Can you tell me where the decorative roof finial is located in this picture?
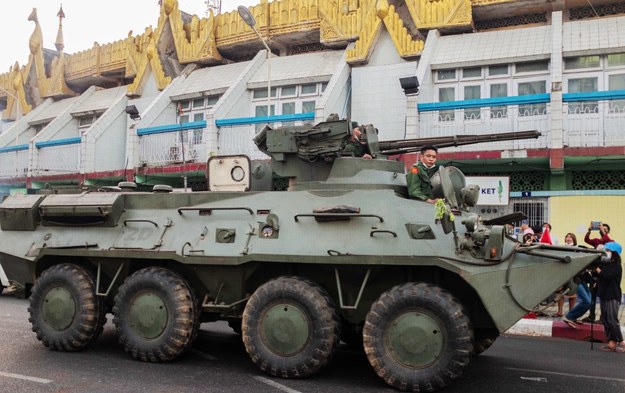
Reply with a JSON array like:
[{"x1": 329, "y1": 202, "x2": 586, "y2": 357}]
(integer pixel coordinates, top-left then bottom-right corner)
[{"x1": 55, "y1": 4, "x2": 66, "y2": 52}]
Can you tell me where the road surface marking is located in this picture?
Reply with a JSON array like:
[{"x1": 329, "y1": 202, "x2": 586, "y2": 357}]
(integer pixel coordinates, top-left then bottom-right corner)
[
  {"x1": 253, "y1": 376, "x2": 303, "y2": 393},
  {"x1": 507, "y1": 367, "x2": 625, "y2": 383},
  {"x1": 520, "y1": 376, "x2": 547, "y2": 382},
  {"x1": 0, "y1": 371, "x2": 52, "y2": 384},
  {"x1": 189, "y1": 348, "x2": 217, "y2": 361}
]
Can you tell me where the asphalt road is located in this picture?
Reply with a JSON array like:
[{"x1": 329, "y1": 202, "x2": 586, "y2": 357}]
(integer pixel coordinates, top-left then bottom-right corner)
[{"x1": 2, "y1": 293, "x2": 625, "y2": 393}]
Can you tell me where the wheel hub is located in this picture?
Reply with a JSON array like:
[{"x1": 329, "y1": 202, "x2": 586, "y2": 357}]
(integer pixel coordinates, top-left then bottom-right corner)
[
  {"x1": 388, "y1": 311, "x2": 444, "y2": 368},
  {"x1": 260, "y1": 303, "x2": 309, "y2": 356},
  {"x1": 129, "y1": 291, "x2": 168, "y2": 339},
  {"x1": 42, "y1": 286, "x2": 76, "y2": 331}
]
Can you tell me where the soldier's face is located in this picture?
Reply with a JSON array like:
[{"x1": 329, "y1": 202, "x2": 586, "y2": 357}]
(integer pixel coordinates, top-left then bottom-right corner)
[{"x1": 421, "y1": 149, "x2": 437, "y2": 167}]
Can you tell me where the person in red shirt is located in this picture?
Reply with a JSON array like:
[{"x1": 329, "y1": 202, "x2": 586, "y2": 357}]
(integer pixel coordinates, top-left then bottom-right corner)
[
  {"x1": 584, "y1": 222, "x2": 612, "y2": 248},
  {"x1": 582, "y1": 222, "x2": 612, "y2": 323}
]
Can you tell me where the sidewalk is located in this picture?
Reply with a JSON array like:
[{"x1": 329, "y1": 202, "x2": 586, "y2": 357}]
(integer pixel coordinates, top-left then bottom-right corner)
[{"x1": 506, "y1": 302, "x2": 625, "y2": 341}]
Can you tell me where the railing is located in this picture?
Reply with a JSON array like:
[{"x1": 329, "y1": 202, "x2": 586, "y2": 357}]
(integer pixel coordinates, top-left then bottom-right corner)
[
  {"x1": 139, "y1": 129, "x2": 207, "y2": 166},
  {"x1": 138, "y1": 122, "x2": 207, "y2": 166},
  {"x1": 216, "y1": 113, "x2": 315, "y2": 160},
  {"x1": 417, "y1": 104, "x2": 551, "y2": 151},
  {"x1": 418, "y1": 91, "x2": 625, "y2": 150},
  {"x1": 563, "y1": 98, "x2": 625, "y2": 147},
  {"x1": 0, "y1": 147, "x2": 29, "y2": 178},
  {"x1": 33, "y1": 141, "x2": 81, "y2": 176}
]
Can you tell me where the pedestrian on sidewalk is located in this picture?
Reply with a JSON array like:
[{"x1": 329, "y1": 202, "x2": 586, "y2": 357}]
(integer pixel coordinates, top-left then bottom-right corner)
[
  {"x1": 596, "y1": 242, "x2": 624, "y2": 352},
  {"x1": 583, "y1": 222, "x2": 613, "y2": 323},
  {"x1": 562, "y1": 269, "x2": 593, "y2": 328},
  {"x1": 554, "y1": 232, "x2": 577, "y2": 318},
  {"x1": 584, "y1": 222, "x2": 612, "y2": 248}
]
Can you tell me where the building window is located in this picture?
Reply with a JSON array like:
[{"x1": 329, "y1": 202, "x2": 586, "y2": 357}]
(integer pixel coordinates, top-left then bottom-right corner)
[
  {"x1": 463, "y1": 85, "x2": 481, "y2": 120},
  {"x1": 567, "y1": 77, "x2": 598, "y2": 114},
  {"x1": 78, "y1": 115, "x2": 100, "y2": 130},
  {"x1": 192, "y1": 98, "x2": 205, "y2": 109},
  {"x1": 179, "y1": 101, "x2": 191, "y2": 111},
  {"x1": 281, "y1": 102, "x2": 296, "y2": 115},
  {"x1": 607, "y1": 53, "x2": 625, "y2": 67},
  {"x1": 437, "y1": 69, "x2": 456, "y2": 81},
  {"x1": 490, "y1": 83, "x2": 508, "y2": 118},
  {"x1": 33, "y1": 123, "x2": 48, "y2": 134},
  {"x1": 564, "y1": 55, "x2": 601, "y2": 70},
  {"x1": 302, "y1": 101, "x2": 315, "y2": 113},
  {"x1": 515, "y1": 61, "x2": 549, "y2": 73},
  {"x1": 438, "y1": 87, "x2": 455, "y2": 121},
  {"x1": 518, "y1": 81, "x2": 546, "y2": 116},
  {"x1": 253, "y1": 88, "x2": 278, "y2": 99},
  {"x1": 463, "y1": 67, "x2": 482, "y2": 79},
  {"x1": 281, "y1": 86, "x2": 297, "y2": 97},
  {"x1": 206, "y1": 96, "x2": 219, "y2": 106},
  {"x1": 512, "y1": 200, "x2": 545, "y2": 231},
  {"x1": 488, "y1": 64, "x2": 508, "y2": 76},
  {"x1": 255, "y1": 104, "x2": 275, "y2": 117},
  {"x1": 301, "y1": 84, "x2": 317, "y2": 96}
]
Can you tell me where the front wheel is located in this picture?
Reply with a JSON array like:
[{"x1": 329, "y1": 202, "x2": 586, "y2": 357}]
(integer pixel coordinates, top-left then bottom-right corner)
[
  {"x1": 363, "y1": 283, "x2": 473, "y2": 392},
  {"x1": 242, "y1": 276, "x2": 340, "y2": 378},
  {"x1": 28, "y1": 263, "x2": 105, "y2": 351},
  {"x1": 113, "y1": 267, "x2": 198, "y2": 362}
]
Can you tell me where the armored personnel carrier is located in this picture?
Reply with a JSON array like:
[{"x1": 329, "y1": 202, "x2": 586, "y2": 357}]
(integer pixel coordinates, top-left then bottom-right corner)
[{"x1": 0, "y1": 119, "x2": 600, "y2": 392}]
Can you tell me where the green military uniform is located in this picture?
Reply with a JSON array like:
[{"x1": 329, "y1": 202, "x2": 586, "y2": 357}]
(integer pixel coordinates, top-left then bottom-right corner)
[
  {"x1": 342, "y1": 140, "x2": 369, "y2": 157},
  {"x1": 406, "y1": 161, "x2": 438, "y2": 201}
]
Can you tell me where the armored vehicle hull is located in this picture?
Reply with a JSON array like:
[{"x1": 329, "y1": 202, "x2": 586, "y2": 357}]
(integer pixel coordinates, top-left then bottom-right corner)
[
  {"x1": 0, "y1": 119, "x2": 600, "y2": 391},
  {"x1": 0, "y1": 176, "x2": 598, "y2": 391}
]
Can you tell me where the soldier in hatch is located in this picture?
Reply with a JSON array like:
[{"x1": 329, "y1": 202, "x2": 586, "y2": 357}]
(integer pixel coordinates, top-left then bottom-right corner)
[
  {"x1": 343, "y1": 125, "x2": 372, "y2": 159},
  {"x1": 406, "y1": 145, "x2": 439, "y2": 204}
]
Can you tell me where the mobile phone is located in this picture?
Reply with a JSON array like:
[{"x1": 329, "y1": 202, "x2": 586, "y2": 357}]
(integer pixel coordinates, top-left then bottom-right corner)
[{"x1": 591, "y1": 221, "x2": 601, "y2": 230}]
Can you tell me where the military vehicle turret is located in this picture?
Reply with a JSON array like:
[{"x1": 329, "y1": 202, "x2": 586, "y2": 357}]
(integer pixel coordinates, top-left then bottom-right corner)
[{"x1": 0, "y1": 118, "x2": 599, "y2": 392}]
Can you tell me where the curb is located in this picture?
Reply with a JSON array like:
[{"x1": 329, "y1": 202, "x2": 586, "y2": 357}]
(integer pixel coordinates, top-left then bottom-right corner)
[{"x1": 506, "y1": 319, "x2": 625, "y2": 341}]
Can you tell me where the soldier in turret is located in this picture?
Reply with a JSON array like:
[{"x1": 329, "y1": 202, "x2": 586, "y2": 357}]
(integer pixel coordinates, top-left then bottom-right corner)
[
  {"x1": 343, "y1": 124, "x2": 372, "y2": 159},
  {"x1": 406, "y1": 145, "x2": 439, "y2": 204}
]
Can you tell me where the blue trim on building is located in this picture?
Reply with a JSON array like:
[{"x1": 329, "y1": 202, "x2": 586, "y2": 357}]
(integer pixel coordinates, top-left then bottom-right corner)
[
  {"x1": 562, "y1": 89, "x2": 625, "y2": 102},
  {"x1": 417, "y1": 90, "x2": 625, "y2": 112},
  {"x1": 216, "y1": 112, "x2": 315, "y2": 127},
  {"x1": 418, "y1": 94, "x2": 550, "y2": 112},
  {"x1": 137, "y1": 121, "x2": 207, "y2": 136},
  {"x1": 35, "y1": 137, "x2": 81, "y2": 149},
  {"x1": 0, "y1": 144, "x2": 29, "y2": 153}
]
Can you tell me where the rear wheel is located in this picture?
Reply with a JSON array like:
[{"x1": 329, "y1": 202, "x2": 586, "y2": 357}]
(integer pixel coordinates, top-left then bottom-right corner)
[
  {"x1": 113, "y1": 267, "x2": 198, "y2": 362},
  {"x1": 363, "y1": 283, "x2": 473, "y2": 392},
  {"x1": 28, "y1": 263, "x2": 105, "y2": 351},
  {"x1": 242, "y1": 276, "x2": 340, "y2": 378}
]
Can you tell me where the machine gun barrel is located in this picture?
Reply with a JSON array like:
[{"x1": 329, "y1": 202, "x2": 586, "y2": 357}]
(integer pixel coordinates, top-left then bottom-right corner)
[{"x1": 377, "y1": 130, "x2": 541, "y2": 155}]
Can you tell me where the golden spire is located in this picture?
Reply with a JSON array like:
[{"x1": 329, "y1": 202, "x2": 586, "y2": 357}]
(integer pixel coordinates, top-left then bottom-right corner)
[{"x1": 55, "y1": 4, "x2": 65, "y2": 52}]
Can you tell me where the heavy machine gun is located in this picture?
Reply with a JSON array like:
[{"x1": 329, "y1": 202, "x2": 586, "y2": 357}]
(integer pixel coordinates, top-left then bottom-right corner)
[{"x1": 253, "y1": 118, "x2": 540, "y2": 183}]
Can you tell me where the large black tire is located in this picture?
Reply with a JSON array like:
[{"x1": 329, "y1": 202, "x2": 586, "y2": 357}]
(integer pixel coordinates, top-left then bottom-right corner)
[
  {"x1": 113, "y1": 267, "x2": 198, "y2": 362},
  {"x1": 242, "y1": 276, "x2": 340, "y2": 378},
  {"x1": 363, "y1": 283, "x2": 473, "y2": 392},
  {"x1": 28, "y1": 263, "x2": 105, "y2": 351}
]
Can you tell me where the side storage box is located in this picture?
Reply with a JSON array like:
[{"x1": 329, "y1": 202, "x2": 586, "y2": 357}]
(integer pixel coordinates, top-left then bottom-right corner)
[{"x1": 0, "y1": 195, "x2": 45, "y2": 231}]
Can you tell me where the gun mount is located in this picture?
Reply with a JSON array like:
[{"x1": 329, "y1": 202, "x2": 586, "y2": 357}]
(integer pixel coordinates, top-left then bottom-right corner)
[{"x1": 253, "y1": 118, "x2": 540, "y2": 185}]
